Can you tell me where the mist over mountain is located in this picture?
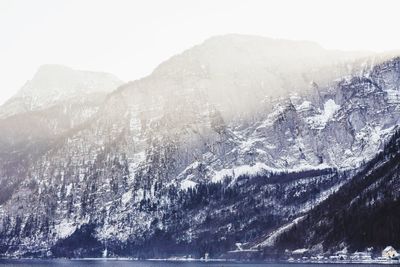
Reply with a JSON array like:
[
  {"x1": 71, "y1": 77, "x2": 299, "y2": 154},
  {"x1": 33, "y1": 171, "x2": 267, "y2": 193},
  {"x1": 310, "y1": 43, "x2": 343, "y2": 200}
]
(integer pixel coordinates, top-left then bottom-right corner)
[
  {"x1": 0, "y1": 34, "x2": 399, "y2": 259},
  {"x1": 0, "y1": 64, "x2": 122, "y2": 118},
  {"x1": 128, "y1": 34, "x2": 374, "y2": 119}
]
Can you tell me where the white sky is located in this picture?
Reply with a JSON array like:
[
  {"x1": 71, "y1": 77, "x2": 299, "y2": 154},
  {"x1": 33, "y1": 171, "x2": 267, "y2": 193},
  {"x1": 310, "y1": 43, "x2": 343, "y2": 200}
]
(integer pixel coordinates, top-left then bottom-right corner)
[{"x1": 1, "y1": 0, "x2": 400, "y2": 105}]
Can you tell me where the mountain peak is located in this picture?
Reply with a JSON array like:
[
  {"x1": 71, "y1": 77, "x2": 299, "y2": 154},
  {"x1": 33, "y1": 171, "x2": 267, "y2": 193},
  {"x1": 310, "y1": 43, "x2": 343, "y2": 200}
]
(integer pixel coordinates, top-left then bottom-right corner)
[
  {"x1": 201, "y1": 33, "x2": 324, "y2": 50},
  {"x1": 36, "y1": 64, "x2": 73, "y2": 73},
  {"x1": 140, "y1": 34, "x2": 375, "y2": 120},
  {"x1": 28, "y1": 64, "x2": 122, "y2": 92},
  {"x1": 0, "y1": 64, "x2": 123, "y2": 118}
]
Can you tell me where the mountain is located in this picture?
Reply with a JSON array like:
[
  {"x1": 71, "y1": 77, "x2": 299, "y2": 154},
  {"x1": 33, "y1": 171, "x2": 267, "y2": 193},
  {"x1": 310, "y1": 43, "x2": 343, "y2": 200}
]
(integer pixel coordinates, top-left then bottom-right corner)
[
  {"x1": 0, "y1": 65, "x2": 122, "y2": 220},
  {"x1": 0, "y1": 64, "x2": 122, "y2": 155},
  {"x1": 144, "y1": 34, "x2": 373, "y2": 118},
  {"x1": 0, "y1": 34, "x2": 399, "y2": 259},
  {"x1": 0, "y1": 64, "x2": 122, "y2": 118},
  {"x1": 273, "y1": 128, "x2": 400, "y2": 256}
]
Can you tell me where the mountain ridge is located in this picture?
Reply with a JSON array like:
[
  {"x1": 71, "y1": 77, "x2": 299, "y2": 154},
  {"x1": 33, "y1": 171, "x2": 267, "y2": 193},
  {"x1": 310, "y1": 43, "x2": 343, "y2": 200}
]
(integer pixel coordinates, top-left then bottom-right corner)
[
  {"x1": 0, "y1": 35, "x2": 399, "y2": 259},
  {"x1": 0, "y1": 64, "x2": 122, "y2": 119}
]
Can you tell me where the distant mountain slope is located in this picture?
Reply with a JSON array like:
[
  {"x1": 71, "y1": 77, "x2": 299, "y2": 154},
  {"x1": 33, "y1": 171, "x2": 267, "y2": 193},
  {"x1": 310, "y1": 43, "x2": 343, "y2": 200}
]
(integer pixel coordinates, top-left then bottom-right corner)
[
  {"x1": 0, "y1": 65, "x2": 122, "y2": 209},
  {"x1": 0, "y1": 64, "x2": 122, "y2": 118},
  {"x1": 274, "y1": 128, "x2": 400, "y2": 255},
  {"x1": 0, "y1": 65, "x2": 122, "y2": 153}
]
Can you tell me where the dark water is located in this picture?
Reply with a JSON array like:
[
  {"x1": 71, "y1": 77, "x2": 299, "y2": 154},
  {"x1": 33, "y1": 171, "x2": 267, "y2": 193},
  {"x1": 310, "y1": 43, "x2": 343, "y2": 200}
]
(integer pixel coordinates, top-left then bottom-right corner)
[{"x1": 0, "y1": 260, "x2": 397, "y2": 267}]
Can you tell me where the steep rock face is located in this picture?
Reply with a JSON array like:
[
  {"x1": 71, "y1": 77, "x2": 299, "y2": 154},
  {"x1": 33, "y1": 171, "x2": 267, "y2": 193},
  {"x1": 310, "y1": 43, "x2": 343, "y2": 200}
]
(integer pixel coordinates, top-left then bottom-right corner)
[
  {"x1": 273, "y1": 129, "x2": 400, "y2": 255},
  {"x1": 0, "y1": 35, "x2": 399, "y2": 258},
  {"x1": 0, "y1": 65, "x2": 122, "y2": 213}
]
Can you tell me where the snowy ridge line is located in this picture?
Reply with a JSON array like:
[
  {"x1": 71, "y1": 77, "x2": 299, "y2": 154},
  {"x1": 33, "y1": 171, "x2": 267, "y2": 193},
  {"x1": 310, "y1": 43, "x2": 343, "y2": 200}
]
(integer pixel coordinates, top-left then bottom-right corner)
[
  {"x1": 251, "y1": 216, "x2": 305, "y2": 249},
  {"x1": 178, "y1": 161, "x2": 334, "y2": 190},
  {"x1": 211, "y1": 162, "x2": 333, "y2": 184}
]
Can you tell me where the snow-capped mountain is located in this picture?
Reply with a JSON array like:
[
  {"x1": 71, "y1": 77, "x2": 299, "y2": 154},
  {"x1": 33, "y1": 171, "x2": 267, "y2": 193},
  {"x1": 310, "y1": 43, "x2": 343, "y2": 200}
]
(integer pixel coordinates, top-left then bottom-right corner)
[
  {"x1": 0, "y1": 35, "x2": 399, "y2": 258},
  {"x1": 0, "y1": 64, "x2": 122, "y2": 119},
  {"x1": 0, "y1": 64, "x2": 122, "y2": 158},
  {"x1": 0, "y1": 66, "x2": 122, "y2": 238}
]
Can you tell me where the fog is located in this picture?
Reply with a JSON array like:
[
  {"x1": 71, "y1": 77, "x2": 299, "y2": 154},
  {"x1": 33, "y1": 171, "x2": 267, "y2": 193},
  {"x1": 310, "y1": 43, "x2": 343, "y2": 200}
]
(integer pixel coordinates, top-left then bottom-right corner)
[{"x1": 1, "y1": 0, "x2": 400, "y2": 105}]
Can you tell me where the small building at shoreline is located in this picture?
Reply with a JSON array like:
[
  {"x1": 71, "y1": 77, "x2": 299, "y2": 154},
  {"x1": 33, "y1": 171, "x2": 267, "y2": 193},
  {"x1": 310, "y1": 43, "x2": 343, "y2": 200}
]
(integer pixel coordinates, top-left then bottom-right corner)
[{"x1": 382, "y1": 246, "x2": 399, "y2": 259}]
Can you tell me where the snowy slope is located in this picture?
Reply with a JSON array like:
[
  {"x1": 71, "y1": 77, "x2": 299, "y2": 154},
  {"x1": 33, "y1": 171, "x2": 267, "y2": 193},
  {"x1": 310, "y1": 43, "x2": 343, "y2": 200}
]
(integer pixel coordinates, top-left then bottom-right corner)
[
  {"x1": 272, "y1": 129, "x2": 400, "y2": 255},
  {"x1": 0, "y1": 35, "x2": 399, "y2": 258}
]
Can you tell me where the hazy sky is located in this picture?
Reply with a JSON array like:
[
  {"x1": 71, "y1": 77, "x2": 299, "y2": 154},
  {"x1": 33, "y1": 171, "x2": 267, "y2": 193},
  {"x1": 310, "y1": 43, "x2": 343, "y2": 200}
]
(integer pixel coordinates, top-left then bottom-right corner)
[{"x1": 1, "y1": 0, "x2": 400, "y2": 105}]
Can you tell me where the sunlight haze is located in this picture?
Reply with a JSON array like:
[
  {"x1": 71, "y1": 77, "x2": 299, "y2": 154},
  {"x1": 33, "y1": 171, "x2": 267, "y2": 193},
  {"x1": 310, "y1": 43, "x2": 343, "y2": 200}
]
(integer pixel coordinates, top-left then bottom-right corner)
[{"x1": 1, "y1": 0, "x2": 399, "y2": 104}]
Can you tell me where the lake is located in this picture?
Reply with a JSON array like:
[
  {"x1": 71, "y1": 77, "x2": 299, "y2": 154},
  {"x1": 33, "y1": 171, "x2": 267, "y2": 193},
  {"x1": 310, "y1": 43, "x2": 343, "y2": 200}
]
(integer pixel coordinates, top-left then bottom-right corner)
[{"x1": 0, "y1": 260, "x2": 396, "y2": 267}]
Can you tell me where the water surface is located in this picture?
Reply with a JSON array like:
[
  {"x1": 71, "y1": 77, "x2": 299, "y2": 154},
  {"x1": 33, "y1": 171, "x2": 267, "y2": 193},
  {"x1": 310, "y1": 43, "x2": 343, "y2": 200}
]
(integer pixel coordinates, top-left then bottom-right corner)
[{"x1": 0, "y1": 260, "x2": 396, "y2": 267}]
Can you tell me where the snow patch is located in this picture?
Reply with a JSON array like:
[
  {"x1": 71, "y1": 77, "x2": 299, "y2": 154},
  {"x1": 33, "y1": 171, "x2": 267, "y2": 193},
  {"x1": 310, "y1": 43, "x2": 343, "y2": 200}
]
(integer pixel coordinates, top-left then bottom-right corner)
[
  {"x1": 296, "y1": 100, "x2": 312, "y2": 111},
  {"x1": 121, "y1": 190, "x2": 132, "y2": 205},
  {"x1": 306, "y1": 99, "x2": 340, "y2": 128},
  {"x1": 66, "y1": 184, "x2": 73, "y2": 196},
  {"x1": 211, "y1": 162, "x2": 269, "y2": 183},
  {"x1": 180, "y1": 180, "x2": 197, "y2": 190},
  {"x1": 293, "y1": 248, "x2": 309, "y2": 254},
  {"x1": 211, "y1": 162, "x2": 332, "y2": 183},
  {"x1": 54, "y1": 221, "x2": 76, "y2": 239}
]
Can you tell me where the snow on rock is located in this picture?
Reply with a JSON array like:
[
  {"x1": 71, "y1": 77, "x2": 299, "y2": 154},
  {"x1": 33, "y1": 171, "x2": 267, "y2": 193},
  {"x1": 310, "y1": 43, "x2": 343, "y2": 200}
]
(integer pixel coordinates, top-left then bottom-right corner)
[
  {"x1": 180, "y1": 180, "x2": 197, "y2": 190},
  {"x1": 211, "y1": 162, "x2": 270, "y2": 183},
  {"x1": 122, "y1": 191, "x2": 133, "y2": 205},
  {"x1": 54, "y1": 221, "x2": 77, "y2": 239},
  {"x1": 211, "y1": 162, "x2": 332, "y2": 184},
  {"x1": 296, "y1": 100, "x2": 313, "y2": 112},
  {"x1": 306, "y1": 99, "x2": 340, "y2": 129},
  {"x1": 65, "y1": 184, "x2": 73, "y2": 196},
  {"x1": 292, "y1": 248, "x2": 309, "y2": 254}
]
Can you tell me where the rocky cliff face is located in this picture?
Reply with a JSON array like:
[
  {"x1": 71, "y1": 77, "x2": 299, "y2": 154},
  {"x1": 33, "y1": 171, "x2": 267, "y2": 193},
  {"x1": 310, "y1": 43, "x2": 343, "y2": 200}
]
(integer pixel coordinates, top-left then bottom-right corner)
[
  {"x1": 0, "y1": 35, "x2": 399, "y2": 258},
  {"x1": 0, "y1": 65, "x2": 122, "y2": 231},
  {"x1": 273, "y1": 129, "x2": 400, "y2": 256}
]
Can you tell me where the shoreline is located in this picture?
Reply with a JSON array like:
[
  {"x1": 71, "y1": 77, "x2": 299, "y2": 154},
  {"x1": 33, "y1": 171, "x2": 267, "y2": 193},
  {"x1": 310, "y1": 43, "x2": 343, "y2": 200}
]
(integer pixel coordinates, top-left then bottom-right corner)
[{"x1": 0, "y1": 257, "x2": 400, "y2": 264}]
